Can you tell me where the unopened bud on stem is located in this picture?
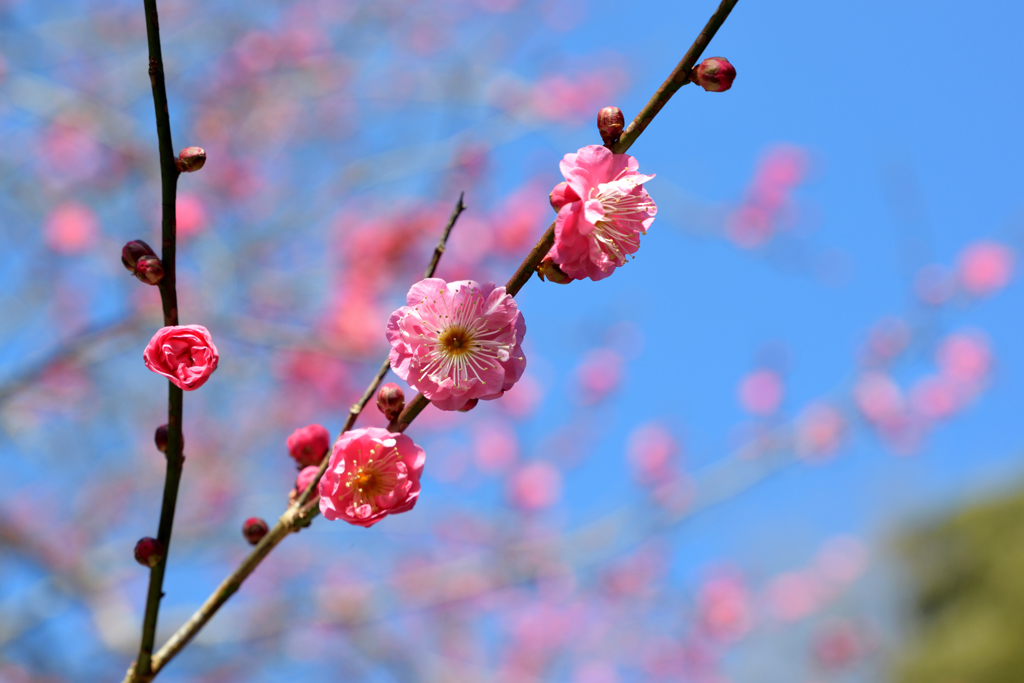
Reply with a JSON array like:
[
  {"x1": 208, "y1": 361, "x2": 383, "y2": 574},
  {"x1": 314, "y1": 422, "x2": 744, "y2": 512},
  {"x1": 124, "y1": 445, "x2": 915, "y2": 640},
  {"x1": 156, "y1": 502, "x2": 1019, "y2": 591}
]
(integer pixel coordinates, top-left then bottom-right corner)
[
  {"x1": 243, "y1": 517, "x2": 269, "y2": 545},
  {"x1": 537, "y1": 256, "x2": 572, "y2": 285},
  {"x1": 121, "y1": 240, "x2": 156, "y2": 272},
  {"x1": 175, "y1": 146, "x2": 206, "y2": 173},
  {"x1": 134, "y1": 255, "x2": 164, "y2": 285},
  {"x1": 690, "y1": 57, "x2": 736, "y2": 92},
  {"x1": 377, "y1": 383, "x2": 405, "y2": 421},
  {"x1": 597, "y1": 106, "x2": 625, "y2": 146},
  {"x1": 134, "y1": 537, "x2": 164, "y2": 567}
]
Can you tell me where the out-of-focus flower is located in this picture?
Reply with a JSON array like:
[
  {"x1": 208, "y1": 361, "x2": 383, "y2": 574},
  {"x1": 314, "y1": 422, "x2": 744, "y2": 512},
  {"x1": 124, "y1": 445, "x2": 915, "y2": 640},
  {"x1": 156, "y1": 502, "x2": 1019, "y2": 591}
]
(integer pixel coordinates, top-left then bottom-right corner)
[
  {"x1": 696, "y1": 570, "x2": 752, "y2": 641},
  {"x1": 507, "y1": 461, "x2": 562, "y2": 511},
  {"x1": 627, "y1": 422, "x2": 680, "y2": 484},
  {"x1": 44, "y1": 202, "x2": 99, "y2": 254},
  {"x1": 387, "y1": 278, "x2": 526, "y2": 411},
  {"x1": 296, "y1": 466, "x2": 319, "y2": 496},
  {"x1": 853, "y1": 372, "x2": 903, "y2": 426},
  {"x1": 937, "y1": 330, "x2": 991, "y2": 384},
  {"x1": 575, "y1": 348, "x2": 624, "y2": 403},
  {"x1": 548, "y1": 145, "x2": 656, "y2": 281},
  {"x1": 143, "y1": 325, "x2": 219, "y2": 391},
  {"x1": 796, "y1": 403, "x2": 846, "y2": 459},
  {"x1": 319, "y1": 427, "x2": 425, "y2": 528},
  {"x1": 243, "y1": 517, "x2": 269, "y2": 545},
  {"x1": 287, "y1": 424, "x2": 331, "y2": 468},
  {"x1": 958, "y1": 241, "x2": 1014, "y2": 296},
  {"x1": 134, "y1": 537, "x2": 164, "y2": 567},
  {"x1": 737, "y1": 369, "x2": 784, "y2": 415}
]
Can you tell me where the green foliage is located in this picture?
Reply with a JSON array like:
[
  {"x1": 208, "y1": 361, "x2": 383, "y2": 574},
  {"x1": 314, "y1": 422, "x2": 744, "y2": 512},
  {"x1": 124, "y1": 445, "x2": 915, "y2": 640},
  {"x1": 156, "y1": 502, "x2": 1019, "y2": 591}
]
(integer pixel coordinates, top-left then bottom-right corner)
[{"x1": 893, "y1": 483, "x2": 1024, "y2": 683}]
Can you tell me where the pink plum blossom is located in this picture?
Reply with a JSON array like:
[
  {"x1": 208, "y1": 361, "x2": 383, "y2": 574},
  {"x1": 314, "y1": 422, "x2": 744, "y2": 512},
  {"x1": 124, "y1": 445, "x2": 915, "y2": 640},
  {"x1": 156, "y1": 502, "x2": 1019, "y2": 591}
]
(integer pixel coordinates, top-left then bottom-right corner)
[
  {"x1": 737, "y1": 369, "x2": 784, "y2": 415},
  {"x1": 548, "y1": 145, "x2": 656, "y2": 281},
  {"x1": 318, "y1": 427, "x2": 425, "y2": 528},
  {"x1": 387, "y1": 278, "x2": 526, "y2": 411},
  {"x1": 143, "y1": 325, "x2": 219, "y2": 391},
  {"x1": 43, "y1": 202, "x2": 99, "y2": 254},
  {"x1": 958, "y1": 240, "x2": 1014, "y2": 296},
  {"x1": 507, "y1": 461, "x2": 562, "y2": 511}
]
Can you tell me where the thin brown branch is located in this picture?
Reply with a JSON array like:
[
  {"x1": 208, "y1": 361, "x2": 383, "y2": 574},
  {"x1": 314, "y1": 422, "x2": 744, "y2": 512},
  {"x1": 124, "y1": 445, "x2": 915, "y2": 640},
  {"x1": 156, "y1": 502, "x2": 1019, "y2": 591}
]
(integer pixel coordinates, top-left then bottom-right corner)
[
  {"x1": 612, "y1": 0, "x2": 739, "y2": 155},
  {"x1": 132, "y1": 0, "x2": 185, "y2": 680}
]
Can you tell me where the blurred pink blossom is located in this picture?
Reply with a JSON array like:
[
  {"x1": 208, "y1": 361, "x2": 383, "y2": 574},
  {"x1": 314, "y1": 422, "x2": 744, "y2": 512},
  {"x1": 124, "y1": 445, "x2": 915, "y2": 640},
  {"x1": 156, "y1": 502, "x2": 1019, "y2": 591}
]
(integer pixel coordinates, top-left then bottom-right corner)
[
  {"x1": 910, "y1": 374, "x2": 960, "y2": 420},
  {"x1": 766, "y1": 571, "x2": 824, "y2": 621},
  {"x1": 936, "y1": 330, "x2": 991, "y2": 384},
  {"x1": 507, "y1": 461, "x2": 562, "y2": 511},
  {"x1": 472, "y1": 418, "x2": 519, "y2": 473},
  {"x1": 696, "y1": 570, "x2": 753, "y2": 642},
  {"x1": 958, "y1": 240, "x2": 1014, "y2": 296},
  {"x1": 796, "y1": 403, "x2": 846, "y2": 459},
  {"x1": 815, "y1": 536, "x2": 868, "y2": 584},
  {"x1": 627, "y1": 422, "x2": 680, "y2": 484},
  {"x1": 737, "y1": 369, "x2": 784, "y2": 415},
  {"x1": 176, "y1": 193, "x2": 209, "y2": 238},
  {"x1": 853, "y1": 372, "x2": 904, "y2": 426},
  {"x1": 43, "y1": 202, "x2": 99, "y2": 253},
  {"x1": 575, "y1": 348, "x2": 624, "y2": 403}
]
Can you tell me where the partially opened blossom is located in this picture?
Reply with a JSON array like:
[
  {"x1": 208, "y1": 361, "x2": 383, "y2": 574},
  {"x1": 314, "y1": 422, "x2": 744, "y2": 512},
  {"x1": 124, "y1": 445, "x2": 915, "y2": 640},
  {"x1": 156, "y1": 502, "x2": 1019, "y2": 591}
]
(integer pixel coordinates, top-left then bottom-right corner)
[
  {"x1": 319, "y1": 427, "x2": 425, "y2": 528},
  {"x1": 548, "y1": 144, "x2": 656, "y2": 281},
  {"x1": 143, "y1": 325, "x2": 219, "y2": 391},
  {"x1": 387, "y1": 278, "x2": 526, "y2": 411}
]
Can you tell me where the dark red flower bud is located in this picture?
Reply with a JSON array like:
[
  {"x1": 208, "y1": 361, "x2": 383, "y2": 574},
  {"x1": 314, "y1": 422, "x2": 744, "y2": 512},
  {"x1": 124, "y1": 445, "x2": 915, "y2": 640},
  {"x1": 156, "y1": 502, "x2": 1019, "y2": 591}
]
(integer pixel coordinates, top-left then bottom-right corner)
[
  {"x1": 134, "y1": 255, "x2": 164, "y2": 285},
  {"x1": 121, "y1": 240, "x2": 156, "y2": 272},
  {"x1": 154, "y1": 424, "x2": 183, "y2": 454},
  {"x1": 691, "y1": 57, "x2": 736, "y2": 92},
  {"x1": 377, "y1": 383, "x2": 406, "y2": 421},
  {"x1": 597, "y1": 106, "x2": 625, "y2": 146},
  {"x1": 457, "y1": 398, "x2": 479, "y2": 413},
  {"x1": 243, "y1": 517, "x2": 269, "y2": 545},
  {"x1": 537, "y1": 256, "x2": 572, "y2": 285},
  {"x1": 134, "y1": 537, "x2": 164, "y2": 568},
  {"x1": 175, "y1": 146, "x2": 207, "y2": 173}
]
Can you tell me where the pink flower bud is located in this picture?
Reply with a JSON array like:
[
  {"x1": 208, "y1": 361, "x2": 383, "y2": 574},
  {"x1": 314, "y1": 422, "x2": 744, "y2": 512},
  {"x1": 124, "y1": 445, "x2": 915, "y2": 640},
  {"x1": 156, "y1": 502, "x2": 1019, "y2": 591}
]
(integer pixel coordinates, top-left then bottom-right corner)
[
  {"x1": 549, "y1": 181, "x2": 574, "y2": 213},
  {"x1": 154, "y1": 424, "x2": 184, "y2": 454},
  {"x1": 134, "y1": 537, "x2": 164, "y2": 567},
  {"x1": 596, "y1": 106, "x2": 625, "y2": 146},
  {"x1": 286, "y1": 424, "x2": 331, "y2": 468},
  {"x1": 457, "y1": 398, "x2": 479, "y2": 413},
  {"x1": 243, "y1": 517, "x2": 269, "y2": 545},
  {"x1": 377, "y1": 383, "x2": 406, "y2": 420},
  {"x1": 691, "y1": 57, "x2": 736, "y2": 92},
  {"x1": 537, "y1": 256, "x2": 572, "y2": 284},
  {"x1": 175, "y1": 146, "x2": 207, "y2": 173},
  {"x1": 122, "y1": 240, "x2": 156, "y2": 272},
  {"x1": 134, "y1": 255, "x2": 164, "y2": 285}
]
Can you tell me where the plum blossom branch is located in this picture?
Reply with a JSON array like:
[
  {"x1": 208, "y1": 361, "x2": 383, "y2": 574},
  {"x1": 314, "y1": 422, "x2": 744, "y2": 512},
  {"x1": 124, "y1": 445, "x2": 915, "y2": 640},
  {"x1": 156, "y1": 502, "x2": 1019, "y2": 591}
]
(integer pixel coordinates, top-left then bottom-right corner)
[
  {"x1": 134, "y1": 192, "x2": 468, "y2": 681},
  {"x1": 612, "y1": 0, "x2": 740, "y2": 155},
  {"x1": 131, "y1": 0, "x2": 184, "y2": 680},
  {"x1": 135, "y1": 0, "x2": 742, "y2": 675}
]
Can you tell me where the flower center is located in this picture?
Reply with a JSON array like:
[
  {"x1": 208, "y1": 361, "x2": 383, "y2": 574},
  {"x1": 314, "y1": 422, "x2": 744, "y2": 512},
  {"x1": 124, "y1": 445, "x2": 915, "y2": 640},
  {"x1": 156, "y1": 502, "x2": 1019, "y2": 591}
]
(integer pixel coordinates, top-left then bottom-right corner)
[
  {"x1": 438, "y1": 325, "x2": 474, "y2": 356},
  {"x1": 587, "y1": 173, "x2": 656, "y2": 265},
  {"x1": 344, "y1": 445, "x2": 403, "y2": 511}
]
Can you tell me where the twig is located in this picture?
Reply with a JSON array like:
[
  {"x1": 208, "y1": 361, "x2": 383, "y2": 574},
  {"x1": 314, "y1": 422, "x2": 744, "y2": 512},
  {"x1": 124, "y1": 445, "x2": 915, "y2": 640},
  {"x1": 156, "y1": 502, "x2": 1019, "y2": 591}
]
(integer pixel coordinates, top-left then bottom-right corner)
[
  {"x1": 612, "y1": 0, "x2": 739, "y2": 155},
  {"x1": 135, "y1": 192, "x2": 469, "y2": 681},
  {"x1": 132, "y1": 0, "x2": 184, "y2": 680}
]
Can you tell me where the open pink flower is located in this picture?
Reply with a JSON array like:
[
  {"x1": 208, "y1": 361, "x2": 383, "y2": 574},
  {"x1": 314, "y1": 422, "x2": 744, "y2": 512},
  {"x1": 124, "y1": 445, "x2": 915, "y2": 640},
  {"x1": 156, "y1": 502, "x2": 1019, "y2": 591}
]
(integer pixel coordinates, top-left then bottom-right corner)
[
  {"x1": 386, "y1": 278, "x2": 526, "y2": 411},
  {"x1": 318, "y1": 427, "x2": 425, "y2": 527},
  {"x1": 143, "y1": 325, "x2": 219, "y2": 391},
  {"x1": 548, "y1": 144, "x2": 656, "y2": 281}
]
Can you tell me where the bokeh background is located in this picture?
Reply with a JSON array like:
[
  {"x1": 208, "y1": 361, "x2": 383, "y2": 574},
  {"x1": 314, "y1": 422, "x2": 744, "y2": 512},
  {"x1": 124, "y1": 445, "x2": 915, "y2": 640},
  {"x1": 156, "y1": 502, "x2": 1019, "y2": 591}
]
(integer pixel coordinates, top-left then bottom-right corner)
[{"x1": 2, "y1": 0, "x2": 1023, "y2": 681}]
